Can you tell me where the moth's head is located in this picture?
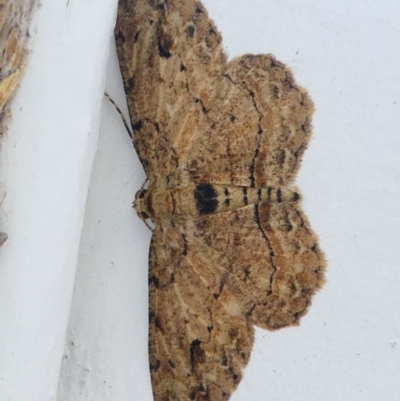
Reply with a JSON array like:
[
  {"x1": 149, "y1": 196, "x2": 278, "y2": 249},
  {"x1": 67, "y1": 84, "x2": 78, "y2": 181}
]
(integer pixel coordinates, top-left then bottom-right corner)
[{"x1": 133, "y1": 189, "x2": 150, "y2": 221}]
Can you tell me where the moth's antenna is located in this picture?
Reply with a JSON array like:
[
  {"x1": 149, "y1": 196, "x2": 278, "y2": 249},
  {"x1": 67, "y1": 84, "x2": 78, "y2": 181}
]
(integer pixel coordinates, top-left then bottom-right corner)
[
  {"x1": 141, "y1": 178, "x2": 149, "y2": 190},
  {"x1": 105, "y1": 92, "x2": 133, "y2": 139},
  {"x1": 143, "y1": 219, "x2": 154, "y2": 232}
]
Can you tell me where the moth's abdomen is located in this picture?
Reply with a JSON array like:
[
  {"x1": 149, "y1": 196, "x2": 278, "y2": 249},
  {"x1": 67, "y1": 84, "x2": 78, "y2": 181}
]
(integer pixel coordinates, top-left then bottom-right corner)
[
  {"x1": 194, "y1": 183, "x2": 301, "y2": 216},
  {"x1": 143, "y1": 183, "x2": 300, "y2": 222}
]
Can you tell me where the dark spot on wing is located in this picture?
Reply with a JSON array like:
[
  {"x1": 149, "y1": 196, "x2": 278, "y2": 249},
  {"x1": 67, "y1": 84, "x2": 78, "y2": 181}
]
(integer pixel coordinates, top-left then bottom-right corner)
[
  {"x1": 131, "y1": 120, "x2": 142, "y2": 132},
  {"x1": 228, "y1": 367, "x2": 240, "y2": 384},
  {"x1": 115, "y1": 31, "x2": 125, "y2": 44},
  {"x1": 181, "y1": 234, "x2": 189, "y2": 256},
  {"x1": 190, "y1": 339, "x2": 205, "y2": 371},
  {"x1": 126, "y1": 76, "x2": 135, "y2": 93},
  {"x1": 154, "y1": 315, "x2": 164, "y2": 332},
  {"x1": 150, "y1": 359, "x2": 160, "y2": 372},
  {"x1": 195, "y1": 3, "x2": 204, "y2": 14},
  {"x1": 149, "y1": 275, "x2": 159, "y2": 288},
  {"x1": 157, "y1": 28, "x2": 173, "y2": 58},
  {"x1": 149, "y1": 0, "x2": 165, "y2": 10},
  {"x1": 277, "y1": 149, "x2": 286, "y2": 166},
  {"x1": 185, "y1": 25, "x2": 195, "y2": 38}
]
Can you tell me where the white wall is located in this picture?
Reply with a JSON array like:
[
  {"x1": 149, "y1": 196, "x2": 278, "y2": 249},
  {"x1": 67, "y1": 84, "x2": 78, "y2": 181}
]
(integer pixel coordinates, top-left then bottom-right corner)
[{"x1": 0, "y1": 1, "x2": 118, "y2": 400}]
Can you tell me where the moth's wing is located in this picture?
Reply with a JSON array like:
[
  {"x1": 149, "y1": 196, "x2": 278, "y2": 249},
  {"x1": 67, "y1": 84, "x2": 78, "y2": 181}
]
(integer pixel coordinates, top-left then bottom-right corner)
[
  {"x1": 148, "y1": 227, "x2": 254, "y2": 401},
  {"x1": 148, "y1": 201, "x2": 325, "y2": 400},
  {"x1": 186, "y1": 201, "x2": 326, "y2": 330},
  {"x1": 115, "y1": 0, "x2": 226, "y2": 180},
  {"x1": 181, "y1": 54, "x2": 313, "y2": 187}
]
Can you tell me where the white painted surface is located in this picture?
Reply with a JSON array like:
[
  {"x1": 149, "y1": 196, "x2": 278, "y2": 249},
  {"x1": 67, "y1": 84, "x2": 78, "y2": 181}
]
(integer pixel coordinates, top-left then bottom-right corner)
[
  {"x1": 1, "y1": 1, "x2": 399, "y2": 401},
  {"x1": 0, "y1": 1, "x2": 117, "y2": 400},
  {"x1": 57, "y1": 44, "x2": 152, "y2": 400}
]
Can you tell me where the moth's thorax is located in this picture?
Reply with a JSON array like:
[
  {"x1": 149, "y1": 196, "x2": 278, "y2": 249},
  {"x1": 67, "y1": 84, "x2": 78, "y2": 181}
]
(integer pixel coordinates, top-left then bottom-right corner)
[
  {"x1": 133, "y1": 184, "x2": 199, "y2": 223},
  {"x1": 133, "y1": 182, "x2": 301, "y2": 224}
]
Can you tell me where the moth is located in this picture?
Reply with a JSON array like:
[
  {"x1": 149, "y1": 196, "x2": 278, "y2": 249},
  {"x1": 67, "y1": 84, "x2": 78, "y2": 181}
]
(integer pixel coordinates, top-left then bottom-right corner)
[{"x1": 115, "y1": 0, "x2": 326, "y2": 400}]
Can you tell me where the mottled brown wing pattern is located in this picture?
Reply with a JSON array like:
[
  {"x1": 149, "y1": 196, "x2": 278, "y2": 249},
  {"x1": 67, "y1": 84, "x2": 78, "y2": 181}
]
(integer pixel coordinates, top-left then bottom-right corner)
[
  {"x1": 187, "y1": 201, "x2": 325, "y2": 331},
  {"x1": 149, "y1": 228, "x2": 254, "y2": 401},
  {"x1": 115, "y1": 0, "x2": 226, "y2": 180},
  {"x1": 115, "y1": 0, "x2": 326, "y2": 400},
  {"x1": 180, "y1": 54, "x2": 313, "y2": 187},
  {"x1": 148, "y1": 199, "x2": 325, "y2": 400}
]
